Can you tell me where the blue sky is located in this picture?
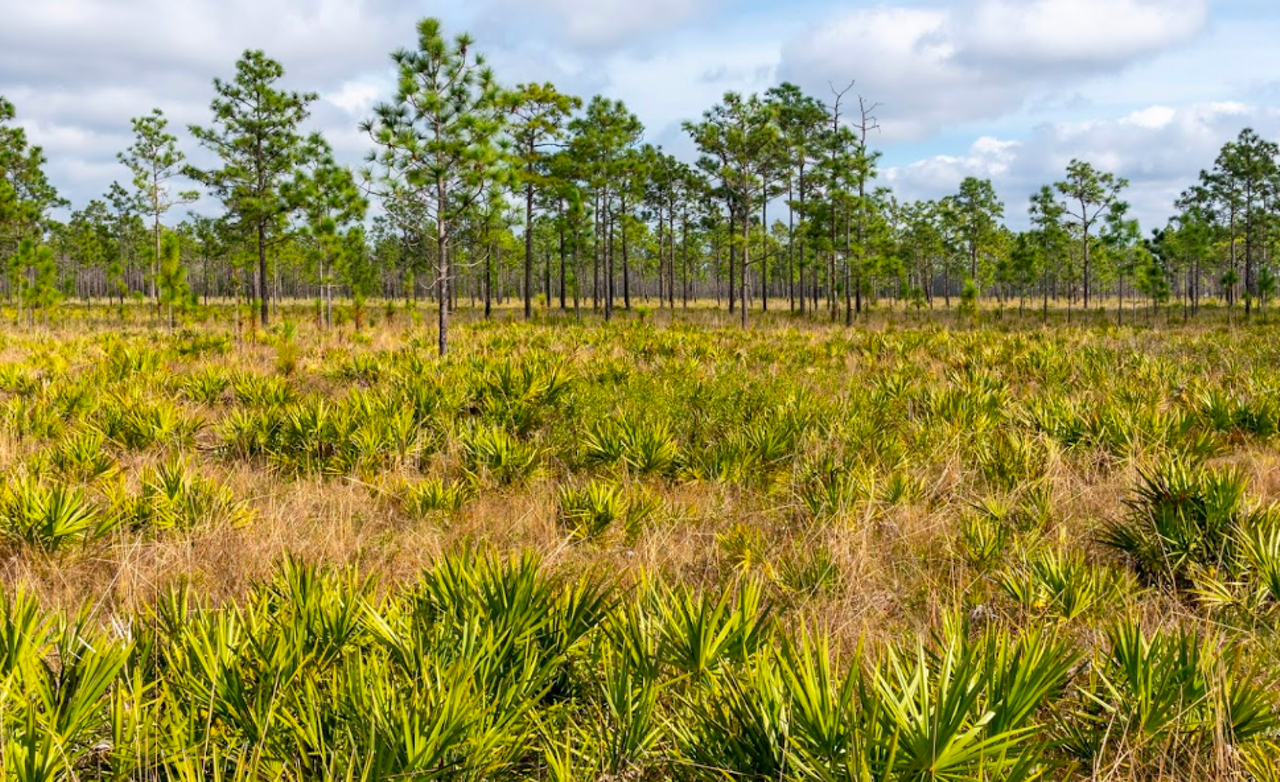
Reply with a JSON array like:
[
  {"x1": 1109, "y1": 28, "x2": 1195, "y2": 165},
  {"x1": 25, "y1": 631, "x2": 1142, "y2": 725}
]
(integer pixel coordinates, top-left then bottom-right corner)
[{"x1": 1, "y1": 0, "x2": 1277, "y2": 229}]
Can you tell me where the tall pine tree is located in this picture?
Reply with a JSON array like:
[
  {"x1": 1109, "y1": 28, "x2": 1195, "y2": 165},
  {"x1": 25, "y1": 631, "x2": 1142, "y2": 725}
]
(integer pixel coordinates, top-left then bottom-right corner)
[
  {"x1": 364, "y1": 18, "x2": 509, "y2": 355},
  {"x1": 186, "y1": 51, "x2": 315, "y2": 328}
]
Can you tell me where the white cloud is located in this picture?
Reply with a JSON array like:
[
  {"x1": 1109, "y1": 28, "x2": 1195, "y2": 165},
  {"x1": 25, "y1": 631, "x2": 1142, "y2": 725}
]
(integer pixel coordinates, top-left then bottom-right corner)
[
  {"x1": 483, "y1": 0, "x2": 720, "y2": 49},
  {"x1": 603, "y1": 36, "x2": 779, "y2": 139},
  {"x1": 1121, "y1": 106, "x2": 1177, "y2": 130},
  {"x1": 954, "y1": 0, "x2": 1208, "y2": 70},
  {"x1": 887, "y1": 102, "x2": 1280, "y2": 229},
  {"x1": 779, "y1": 0, "x2": 1211, "y2": 140},
  {"x1": 326, "y1": 80, "x2": 384, "y2": 117},
  {"x1": 0, "y1": 0, "x2": 1273, "y2": 234},
  {"x1": 779, "y1": 7, "x2": 957, "y2": 140},
  {"x1": 886, "y1": 136, "x2": 1022, "y2": 192},
  {"x1": 0, "y1": 0, "x2": 424, "y2": 85},
  {"x1": 0, "y1": 0, "x2": 440, "y2": 209},
  {"x1": 543, "y1": 0, "x2": 715, "y2": 47}
]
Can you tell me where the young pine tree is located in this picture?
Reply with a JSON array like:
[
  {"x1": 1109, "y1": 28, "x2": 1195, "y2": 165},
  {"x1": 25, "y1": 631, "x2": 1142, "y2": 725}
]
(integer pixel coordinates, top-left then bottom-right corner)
[
  {"x1": 156, "y1": 231, "x2": 189, "y2": 330},
  {"x1": 289, "y1": 134, "x2": 367, "y2": 329},
  {"x1": 10, "y1": 238, "x2": 60, "y2": 326},
  {"x1": 118, "y1": 108, "x2": 196, "y2": 308}
]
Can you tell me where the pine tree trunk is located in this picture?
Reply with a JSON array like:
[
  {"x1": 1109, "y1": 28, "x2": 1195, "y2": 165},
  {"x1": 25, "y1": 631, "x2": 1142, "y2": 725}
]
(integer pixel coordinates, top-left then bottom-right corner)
[
  {"x1": 524, "y1": 181, "x2": 534, "y2": 320},
  {"x1": 258, "y1": 221, "x2": 269, "y2": 328}
]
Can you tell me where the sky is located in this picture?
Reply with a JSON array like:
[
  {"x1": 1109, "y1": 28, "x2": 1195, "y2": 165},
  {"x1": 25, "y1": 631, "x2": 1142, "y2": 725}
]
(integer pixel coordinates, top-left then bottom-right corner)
[{"x1": 2, "y1": 0, "x2": 1278, "y2": 229}]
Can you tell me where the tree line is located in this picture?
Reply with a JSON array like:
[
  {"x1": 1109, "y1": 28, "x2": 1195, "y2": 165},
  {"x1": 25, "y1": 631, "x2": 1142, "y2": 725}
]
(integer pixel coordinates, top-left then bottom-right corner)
[{"x1": 2, "y1": 18, "x2": 1279, "y2": 351}]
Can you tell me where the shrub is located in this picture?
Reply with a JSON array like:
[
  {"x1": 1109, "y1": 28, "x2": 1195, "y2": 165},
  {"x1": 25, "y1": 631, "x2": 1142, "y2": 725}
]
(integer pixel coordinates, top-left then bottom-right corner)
[
  {"x1": 1100, "y1": 460, "x2": 1270, "y2": 590},
  {"x1": 46, "y1": 429, "x2": 117, "y2": 483},
  {"x1": 93, "y1": 393, "x2": 203, "y2": 450},
  {"x1": 1063, "y1": 620, "x2": 1279, "y2": 774},
  {"x1": 113, "y1": 459, "x2": 253, "y2": 531},
  {"x1": 558, "y1": 480, "x2": 626, "y2": 541},
  {"x1": 998, "y1": 549, "x2": 1130, "y2": 621},
  {"x1": 774, "y1": 544, "x2": 841, "y2": 598},
  {"x1": 471, "y1": 360, "x2": 573, "y2": 436},
  {"x1": 583, "y1": 415, "x2": 680, "y2": 477},
  {"x1": 460, "y1": 424, "x2": 541, "y2": 486},
  {"x1": 399, "y1": 477, "x2": 476, "y2": 517},
  {"x1": 0, "y1": 477, "x2": 108, "y2": 552},
  {"x1": 174, "y1": 368, "x2": 231, "y2": 405}
]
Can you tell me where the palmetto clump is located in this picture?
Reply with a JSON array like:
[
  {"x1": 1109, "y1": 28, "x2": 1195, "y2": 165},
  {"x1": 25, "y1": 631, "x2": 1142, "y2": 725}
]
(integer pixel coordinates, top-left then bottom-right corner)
[{"x1": 1100, "y1": 459, "x2": 1273, "y2": 590}]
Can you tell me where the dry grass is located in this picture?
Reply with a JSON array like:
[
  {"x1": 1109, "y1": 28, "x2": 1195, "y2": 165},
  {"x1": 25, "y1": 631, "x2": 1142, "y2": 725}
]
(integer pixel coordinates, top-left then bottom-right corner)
[{"x1": 3, "y1": 302, "x2": 1280, "y2": 779}]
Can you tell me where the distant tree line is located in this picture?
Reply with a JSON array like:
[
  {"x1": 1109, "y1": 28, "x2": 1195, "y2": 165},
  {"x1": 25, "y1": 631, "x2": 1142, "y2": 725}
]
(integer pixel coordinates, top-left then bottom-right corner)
[{"x1": 3, "y1": 18, "x2": 1280, "y2": 349}]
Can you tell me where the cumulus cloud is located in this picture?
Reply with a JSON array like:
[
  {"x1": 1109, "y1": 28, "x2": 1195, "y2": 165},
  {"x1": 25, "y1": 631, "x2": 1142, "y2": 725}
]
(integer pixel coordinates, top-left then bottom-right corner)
[
  {"x1": 0, "y1": 0, "x2": 440, "y2": 209},
  {"x1": 0, "y1": 0, "x2": 1272, "y2": 232},
  {"x1": 886, "y1": 137, "x2": 1022, "y2": 193},
  {"x1": 605, "y1": 37, "x2": 779, "y2": 137},
  {"x1": 953, "y1": 0, "x2": 1208, "y2": 71},
  {"x1": 325, "y1": 80, "x2": 385, "y2": 118},
  {"x1": 0, "y1": 0, "x2": 421, "y2": 87},
  {"x1": 886, "y1": 102, "x2": 1280, "y2": 229},
  {"x1": 0, "y1": 0, "x2": 757, "y2": 210},
  {"x1": 779, "y1": 0, "x2": 1211, "y2": 140},
  {"x1": 482, "y1": 0, "x2": 722, "y2": 49}
]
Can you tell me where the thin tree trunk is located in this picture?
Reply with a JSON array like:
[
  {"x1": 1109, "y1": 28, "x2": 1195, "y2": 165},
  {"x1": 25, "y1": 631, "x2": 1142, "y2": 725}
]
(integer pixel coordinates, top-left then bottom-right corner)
[
  {"x1": 524, "y1": 181, "x2": 534, "y2": 319},
  {"x1": 257, "y1": 221, "x2": 269, "y2": 328},
  {"x1": 558, "y1": 201, "x2": 567, "y2": 311}
]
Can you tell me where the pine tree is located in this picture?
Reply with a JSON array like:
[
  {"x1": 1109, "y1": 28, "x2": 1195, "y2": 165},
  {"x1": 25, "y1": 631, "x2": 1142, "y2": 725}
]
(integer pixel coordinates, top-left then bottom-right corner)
[
  {"x1": 954, "y1": 177, "x2": 1004, "y2": 291},
  {"x1": 11, "y1": 238, "x2": 60, "y2": 325},
  {"x1": 505, "y1": 83, "x2": 580, "y2": 320},
  {"x1": 119, "y1": 108, "x2": 197, "y2": 308},
  {"x1": 364, "y1": 18, "x2": 509, "y2": 355},
  {"x1": 1205, "y1": 129, "x2": 1279, "y2": 315},
  {"x1": 568, "y1": 97, "x2": 643, "y2": 321},
  {"x1": 685, "y1": 92, "x2": 778, "y2": 328},
  {"x1": 1055, "y1": 160, "x2": 1128, "y2": 311},
  {"x1": 1030, "y1": 185, "x2": 1070, "y2": 319},
  {"x1": 156, "y1": 230, "x2": 188, "y2": 330},
  {"x1": 289, "y1": 134, "x2": 367, "y2": 329},
  {"x1": 1, "y1": 97, "x2": 63, "y2": 266},
  {"x1": 766, "y1": 84, "x2": 827, "y2": 314},
  {"x1": 186, "y1": 50, "x2": 316, "y2": 329},
  {"x1": 1101, "y1": 201, "x2": 1140, "y2": 324}
]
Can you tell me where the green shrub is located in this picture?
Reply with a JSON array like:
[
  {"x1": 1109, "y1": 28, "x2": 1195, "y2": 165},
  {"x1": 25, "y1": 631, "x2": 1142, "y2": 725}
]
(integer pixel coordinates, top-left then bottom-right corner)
[
  {"x1": 46, "y1": 429, "x2": 117, "y2": 483},
  {"x1": 558, "y1": 480, "x2": 626, "y2": 541},
  {"x1": 400, "y1": 477, "x2": 476, "y2": 517},
  {"x1": 460, "y1": 424, "x2": 541, "y2": 486},
  {"x1": 1100, "y1": 460, "x2": 1271, "y2": 590},
  {"x1": 0, "y1": 477, "x2": 108, "y2": 551},
  {"x1": 112, "y1": 459, "x2": 253, "y2": 531},
  {"x1": 583, "y1": 415, "x2": 680, "y2": 477}
]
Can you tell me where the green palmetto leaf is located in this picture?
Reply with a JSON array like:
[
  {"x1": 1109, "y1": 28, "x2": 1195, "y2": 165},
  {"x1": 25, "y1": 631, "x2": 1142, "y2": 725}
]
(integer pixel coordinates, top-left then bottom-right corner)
[
  {"x1": 873, "y1": 630, "x2": 1053, "y2": 782},
  {"x1": 780, "y1": 631, "x2": 870, "y2": 781},
  {"x1": 0, "y1": 477, "x2": 103, "y2": 551},
  {"x1": 3, "y1": 710, "x2": 63, "y2": 782},
  {"x1": 1240, "y1": 513, "x2": 1280, "y2": 606},
  {"x1": 656, "y1": 578, "x2": 772, "y2": 680},
  {"x1": 596, "y1": 650, "x2": 663, "y2": 775},
  {"x1": 670, "y1": 656, "x2": 792, "y2": 780}
]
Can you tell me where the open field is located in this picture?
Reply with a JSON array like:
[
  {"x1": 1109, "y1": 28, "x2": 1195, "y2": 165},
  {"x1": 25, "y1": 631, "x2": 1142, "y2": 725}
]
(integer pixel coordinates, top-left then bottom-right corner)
[
  {"x1": 5, "y1": 0, "x2": 1280, "y2": 776},
  {"x1": 3, "y1": 306, "x2": 1280, "y2": 780}
]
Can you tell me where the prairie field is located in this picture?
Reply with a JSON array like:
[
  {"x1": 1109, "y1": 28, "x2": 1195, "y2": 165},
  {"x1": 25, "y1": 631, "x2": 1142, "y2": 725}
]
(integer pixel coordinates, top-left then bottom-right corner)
[
  {"x1": 4, "y1": 0, "x2": 1280, "y2": 775},
  {"x1": 1, "y1": 304, "x2": 1279, "y2": 780}
]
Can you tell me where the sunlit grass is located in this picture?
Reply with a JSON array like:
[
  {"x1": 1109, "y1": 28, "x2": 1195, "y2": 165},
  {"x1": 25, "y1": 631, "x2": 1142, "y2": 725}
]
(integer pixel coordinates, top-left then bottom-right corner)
[{"x1": 0, "y1": 303, "x2": 1278, "y2": 779}]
